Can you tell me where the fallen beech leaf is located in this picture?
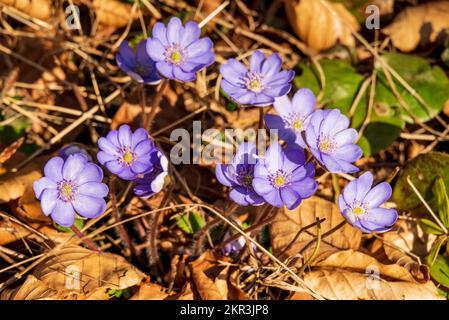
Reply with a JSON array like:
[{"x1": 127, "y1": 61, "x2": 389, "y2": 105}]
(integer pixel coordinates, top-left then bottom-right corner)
[
  {"x1": 13, "y1": 185, "x2": 50, "y2": 222},
  {"x1": 303, "y1": 249, "x2": 443, "y2": 300},
  {"x1": 0, "y1": 155, "x2": 48, "y2": 203},
  {"x1": 383, "y1": 220, "x2": 433, "y2": 283},
  {"x1": 271, "y1": 196, "x2": 361, "y2": 266},
  {"x1": 190, "y1": 251, "x2": 227, "y2": 300},
  {"x1": 93, "y1": 0, "x2": 138, "y2": 28},
  {"x1": 130, "y1": 279, "x2": 170, "y2": 300},
  {"x1": 284, "y1": 0, "x2": 360, "y2": 51},
  {"x1": 0, "y1": 137, "x2": 24, "y2": 164},
  {"x1": 304, "y1": 270, "x2": 443, "y2": 300},
  {"x1": 0, "y1": 0, "x2": 52, "y2": 20},
  {"x1": 111, "y1": 101, "x2": 141, "y2": 130},
  {"x1": 383, "y1": 1, "x2": 449, "y2": 52},
  {"x1": 2, "y1": 246, "x2": 146, "y2": 300}
]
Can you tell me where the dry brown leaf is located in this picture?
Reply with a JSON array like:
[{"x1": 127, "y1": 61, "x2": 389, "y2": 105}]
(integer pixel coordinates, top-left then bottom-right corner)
[
  {"x1": 0, "y1": 137, "x2": 24, "y2": 165},
  {"x1": 0, "y1": 0, "x2": 52, "y2": 20},
  {"x1": 284, "y1": 0, "x2": 360, "y2": 51},
  {"x1": 304, "y1": 270, "x2": 442, "y2": 300},
  {"x1": 13, "y1": 185, "x2": 50, "y2": 222},
  {"x1": 383, "y1": 220, "x2": 433, "y2": 282},
  {"x1": 190, "y1": 251, "x2": 228, "y2": 300},
  {"x1": 129, "y1": 279, "x2": 170, "y2": 300},
  {"x1": 303, "y1": 249, "x2": 443, "y2": 300},
  {"x1": 2, "y1": 246, "x2": 146, "y2": 300},
  {"x1": 0, "y1": 155, "x2": 48, "y2": 203},
  {"x1": 93, "y1": 0, "x2": 138, "y2": 28},
  {"x1": 111, "y1": 101, "x2": 141, "y2": 129},
  {"x1": 383, "y1": 1, "x2": 449, "y2": 52},
  {"x1": 271, "y1": 196, "x2": 362, "y2": 266}
]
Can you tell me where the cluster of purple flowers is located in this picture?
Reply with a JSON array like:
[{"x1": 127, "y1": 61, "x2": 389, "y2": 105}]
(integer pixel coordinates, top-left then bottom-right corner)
[
  {"x1": 117, "y1": 17, "x2": 214, "y2": 84},
  {"x1": 216, "y1": 49, "x2": 397, "y2": 233},
  {"x1": 34, "y1": 125, "x2": 168, "y2": 227}
]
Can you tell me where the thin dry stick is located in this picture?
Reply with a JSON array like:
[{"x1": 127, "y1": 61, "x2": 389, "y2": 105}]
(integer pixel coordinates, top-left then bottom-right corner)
[
  {"x1": 146, "y1": 80, "x2": 168, "y2": 132},
  {"x1": 406, "y1": 176, "x2": 448, "y2": 234}
]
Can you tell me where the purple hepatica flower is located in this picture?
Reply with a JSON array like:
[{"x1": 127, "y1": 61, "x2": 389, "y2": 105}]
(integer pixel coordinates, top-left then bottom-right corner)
[
  {"x1": 338, "y1": 172, "x2": 398, "y2": 233},
  {"x1": 220, "y1": 50, "x2": 294, "y2": 107},
  {"x1": 133, "y1": 148, "x2": 168, "y2": 198},
  {"x1": 33, "y1": 154, "x2": 108, "y2": 227},
  {"x1": 116, "y1": 40, "x2": 161, "y2": 85},
  {"x1": 59, "y1": 144, "x2": 92, "y2": 161},
  {"x1": 253, "y1": 142, "x2": 316, "y2": 210},
  {"x1": 305, "y1": 109, "x2": 363, "y2": 173},
  {"x1": 265, "y1": 88, "x2": 316, "y2": 147},
  {"x1": 146, "y1": 17, "x2": 215, "y2": 82},
  {"x1": 97, "y1": 125, "x2": 156, "y2": 181},
  {"x1": 216, "y1": 142, "x2": 265, "y2": 206}
]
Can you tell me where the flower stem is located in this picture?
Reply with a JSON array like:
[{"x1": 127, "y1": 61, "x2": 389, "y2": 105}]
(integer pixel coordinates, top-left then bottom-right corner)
[
  {"x1": 70, "y1": 225, "x2": 100, "y2": 252},
  {"x1": 146, "y1": 80, "x2": 168, "y2": 132},
  {"x1": 139, "y1": 84, "x2": 147, "y2": 128}
]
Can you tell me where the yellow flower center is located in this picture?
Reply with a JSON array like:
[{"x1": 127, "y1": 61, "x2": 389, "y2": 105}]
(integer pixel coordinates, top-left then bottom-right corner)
[
  {"x1": 123, "y1": 152, "x2": 134, "y2": 164},
  {"x1": 171, "y1": 51, "x2": 181, "y2": 62},
  {"x1": 61, "y1": 184, "x2": 72, "y2": 197},
  {"x1": 292, "y1": 120, "x2": 302, "y2": 130},
  {"x1": 353, "y1": 206, "x2": 365, "y2": 216},
  {"x1": 274, "y1": 176, "x2": 285, "y2": 187}
]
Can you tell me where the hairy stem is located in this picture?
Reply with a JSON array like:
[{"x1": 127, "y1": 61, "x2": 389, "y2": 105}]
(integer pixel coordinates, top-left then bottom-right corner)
[{"x1": 70, "y1": 225, "x2": 100, "y2": 252}]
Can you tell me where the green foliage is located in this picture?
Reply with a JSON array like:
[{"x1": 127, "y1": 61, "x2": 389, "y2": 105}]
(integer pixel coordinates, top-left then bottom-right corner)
[
  {"x1": 176, "y1": 211, "x2": 206, "y2": 234},
  {"x1": 107, "y1": 288, "x2": 132, "y2": 299},
  {"x1": 433, "y1": 177, "x2": 449, "y2": 228},
  {"x1": 427, "y1": 236, "x2": 447, "y2": 267},
  {"x1": 419, "y1": 219, "x2": 445, "y2": 235},
  {"x1": 393, "y1": 152, "x2": 449, "y2": 212},
  {"x1": 376, "y1": 53, "x2": 449, "y2": 123},
  {"x1": 55, "y1": 218, "x2": 85, "y2": 233},
  {"x1": 430, "y1": 255, "x2": 449, "y2": 290}
]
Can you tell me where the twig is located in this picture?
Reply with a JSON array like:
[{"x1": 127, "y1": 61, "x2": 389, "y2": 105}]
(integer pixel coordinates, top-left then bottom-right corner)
[{"x1": 70, "y1": 225, "x2": 100, "y2": 252}]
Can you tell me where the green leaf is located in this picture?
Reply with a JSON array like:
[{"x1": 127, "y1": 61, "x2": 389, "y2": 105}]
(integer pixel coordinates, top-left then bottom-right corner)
[
  {"x1": 427, "y1": 236, "x2": 447, "y2": 267},
  {"x1": 295, "y1": 59, "x2": 367, "y2": 128},
  {"x1": 376, "y1": 53, "x2": 449, "y2": 123},
  {"x1": 393, "y1": 152, "x2": 449, "y2": 212},
  {"x1": 107, "y1": 288, "x2": 132, "y2": 299},
  {"x1": 430, "y1": 255, "x2": 449, "y2": 289},
  {"x1": 419, "y1": 218, "x2": 444, "y2": 235},
  {"x1": 433, "y1": 177, "x2": 449, "y2": 228},
  {"x1": 176, "y1": 211, "x2": 205, "y2": 234},
  {"x1": 55, "y1": 218, "x2": 85, "y2": 233}
]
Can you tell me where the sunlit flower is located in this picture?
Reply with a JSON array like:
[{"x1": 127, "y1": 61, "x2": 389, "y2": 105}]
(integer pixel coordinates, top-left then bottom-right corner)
[
  {"x1": 305, "y1": 109, "x2": 362, "y2": 173},
  {"x1": 220, "y1": 50, "x2": 294, "y2": 106},
  {"x1": 338, "y1": 171, "x2": 398, "y2": 233},
  {"x1": 146, "y1": 17, "x2": 215, "y2": 82},
  {"x1": 97, "y1": 125, "x2": 156, "y2": 180},
  {"x1": 33, "y1": 154, "x2": 108, "y2": 227},
  {"x1": 116, "y1": 40, "x2": 161, "y2": 84},
  {"x1": 265, "y1": 88, "x2": 316, "y2": 147},
  {"x1": 216, "y1": 142, "x2": 265, "y2": 206},
  {"x1": 252, "y1": 142, "x2": 316, "y2": 209},
  {"x1": 133, "y1": 148, "x2": 169, "y2": 198}
]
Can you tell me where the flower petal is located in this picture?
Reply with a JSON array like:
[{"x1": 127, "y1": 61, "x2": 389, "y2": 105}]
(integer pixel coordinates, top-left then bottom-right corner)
[
  {"x1": 181, "y1": 21, "x2": 201, "y2": 47},
  {"x1": 230, "y1": 187, "x2": 251, "y2": 206},
  {"x1": 62, "y1": 154, "x2": 88, "y2": 181},
  {"x1": 146, "y1": 38, "x2": 166, "y2": 62},
  {"x1": 75, "y1": 163, "x2": 104, "y2": 185},
  {"x1": 261, "y1": 53, "x2": 282, "y2": 79},
  {"x1": 263, "y1": 189, "x2": 283, "y2": 207},
  {"x1": 152, "y1": 22, "x2": 168, "y2": 45},
  {"x1": 216, "y1": 164, "x2": 235, "y2": 187},
  {"x1": 273, "y1": 94, "x2": 293, "y2": 117},
  {"x1": 186, "y1": 37, "x2": 213, "y2": 58},
  {"x1": 220, "y1": 59, "x2": 247, "y2": 83},
  {"x1": 281, "y1": 187, "x2": 302, "y2": 210},
  {"x1": 249, "y1": 50, "x2": 265, "y2": 73},
  {"x1": 73, "y1": 195, "x2": 106, "y2": 219},
  {"x1": 173, "y1": 66, "x2": 196, "y2": 82},
  {"x1": 51, "y1": 200, "x2": 75, "y2": 227},
  {"x1": 166, "y1": 17, "x2": 183, "y2": 44},
  {"x1": 40, "y1": 189, "x2": 58, "y2": 216},
  {"x1": 78, "y1": 182, "x2": 109, "y2": 198},
  {"x1": 34, "y1": 177, "x2": 56, "y2": 199},
  {"x1": 118, "y1": 124, "x2": 132, "y2": 147},
  {"x1": 361, "y1": 208, "x2": 398, "y2": 232},
  {"x1": 156, "y1": 61, "x2": 174, "y2": 79},
  {"x1": 98, "y1": 137, "x2": 119, "y2": 156},
  {"x1": 44, "y1": 157, "x2": 64, "y2": 182},
  {"x1": 252, "y1": 177, "x2": 273, "y2": 195},
  {"x1": 292, "y1": 88, "x2": 316, "y2": 115},
  {"x1": 364, "y1": 182, "x2": 392, "y2": 208}
]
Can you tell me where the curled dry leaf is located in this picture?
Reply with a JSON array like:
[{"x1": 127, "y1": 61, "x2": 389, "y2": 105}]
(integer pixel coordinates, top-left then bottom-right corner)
[
  {"x1": 129, "y1": 279, "x2": 170, "y2": 300},
  {"x1": 271, "y1": 196, "x2": 362, "y2": 266},
  {"x1": 0, "y1": 155, "x2": 48, "y2": 203},
  {"x1": 284, "y1": 0, "x2": 360, "y2": 51},
  {"x1": 189, "y1": 251, "x2": 228, "y2": 300},
  {"x1": 2, "y1": 246, "x2": 146, "y2": 300},
  {"x1": 0, "y1": 0, "x2": 52, "y2": 20},
  {"x1": 383, "y1": 1, "x2": 449, "y2": 52},
  {"x1": 383, "y1": 220, "x2": 433, "y2": 283},
  {"x1": 303, "y1": 249, "x2": 443, "y2": 300},
  {"x1": 111, "y1": 101, "x2": 141, "y2": 130},
  {"x1": 93, "y1": 0, "x2": 139, "y2": 28},
  {"x1": 0, "y1": 136, "x2": 24, "y2": 165}
]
